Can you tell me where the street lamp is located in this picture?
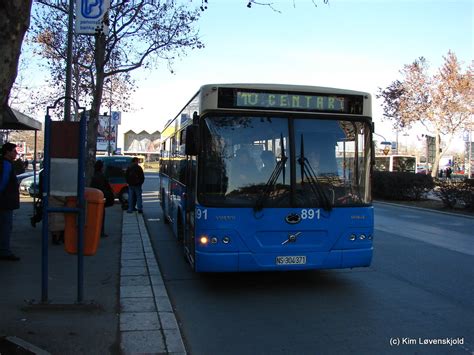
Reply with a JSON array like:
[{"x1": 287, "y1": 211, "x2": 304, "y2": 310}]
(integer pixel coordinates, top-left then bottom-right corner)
[{"x1": 403, "y1": 133, "x2": 409, "y2": 154}]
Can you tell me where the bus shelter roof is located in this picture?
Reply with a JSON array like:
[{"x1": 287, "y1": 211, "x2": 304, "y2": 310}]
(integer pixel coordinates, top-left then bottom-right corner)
[{"x1": 1, "y1": 107, "x2": 42, "y2": 131}]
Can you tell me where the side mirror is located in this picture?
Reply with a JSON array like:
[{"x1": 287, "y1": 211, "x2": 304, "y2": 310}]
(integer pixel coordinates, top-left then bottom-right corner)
[
  {"x1": 192, "y1": 111, "x2": 199, "y2": 124},
  {"x1": 185, "y1": 124, "x2": 200, "y2": 156}
]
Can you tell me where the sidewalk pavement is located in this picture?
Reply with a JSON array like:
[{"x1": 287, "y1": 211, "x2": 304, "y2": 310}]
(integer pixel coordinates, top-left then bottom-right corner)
[{"x1": 0, "y1": 197, "x2": 186, "y2": 354}]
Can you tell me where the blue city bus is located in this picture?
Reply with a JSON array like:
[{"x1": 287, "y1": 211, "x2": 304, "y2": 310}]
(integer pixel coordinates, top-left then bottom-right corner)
[{"x1": 159, "y1": 84, "x2": 374, "y2": 272}]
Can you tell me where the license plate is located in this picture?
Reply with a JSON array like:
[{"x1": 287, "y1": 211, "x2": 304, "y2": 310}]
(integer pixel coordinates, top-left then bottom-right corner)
[{"x1": 276, "y1": 256, "x2": 307, "y2": 265}]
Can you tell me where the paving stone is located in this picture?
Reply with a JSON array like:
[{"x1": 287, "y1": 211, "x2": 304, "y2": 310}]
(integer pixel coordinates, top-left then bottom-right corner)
[
  {"x1": 121, "y1": 244, "x2": 143, "y2": 253},
  {"x1": 121, "y1": 258, "x2": 146, "y2": 267},
  {"x1": 163, "y1": 328, "x2": 187, "y2": 354},
  {"x1": 122, "y1": 228, "x2": 141, "y2": 235},
  {"x1": 152, "y1": 284, "x2": 169, "y2": 297},
  {"x1": 155, "y1": 296, "x2": 173, "y2": 312},
  {"x1": 120, "y1": 208, "x2": 187, "y2": 355},
  {"x1": 120, "y1": 312, "x2": 160, "y2": 331},
  {"x1": 121, "y1": 297, "x2": 156, "y2": 312},
  {"x1": 121, "y1": 265, "x2": 148, "y2": 276},
  {"x1": 120, "y1": 285, "x2": 153, "y2": 298},
  {"x1": 121, "y1": 252, "x2": 144, "y2": 260},
  {"x1": 120, "y1": 330, "x2": 166, "y2": 354},
  {"x1": 121, "y1": 275, "x2": 150, "y2": 287},
  {"x1": 149, "y1": 274, "x2": 164, "y2": 286},
  {"x1": 159, "y1": 311, "x2": 179, "y2": 330},
  {"x1": 148, "y1": 264, "x2": 162, "y2": 276}
]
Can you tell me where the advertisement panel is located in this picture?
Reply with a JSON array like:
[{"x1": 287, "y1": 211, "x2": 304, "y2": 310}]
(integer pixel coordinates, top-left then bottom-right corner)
[{"x1": 97, "y1": 115, "x2": 116, "y2": 152}]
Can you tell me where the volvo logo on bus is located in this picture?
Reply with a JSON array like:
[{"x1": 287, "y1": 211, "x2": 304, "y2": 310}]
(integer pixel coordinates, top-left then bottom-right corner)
[{"x1": 285, "y1": 213, "x2": 301, "y2": 224}]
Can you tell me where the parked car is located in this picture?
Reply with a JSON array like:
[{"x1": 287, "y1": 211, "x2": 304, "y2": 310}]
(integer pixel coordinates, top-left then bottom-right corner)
[
  {"x1": 16, "y1": 170, "x2": 35, "y2": 183},
  {"x1": 96, "y1": 155, "x2": 136, "y2": 203},
  {"x1": 19, "y1": 172, "x2": 41, "y2": 197}
]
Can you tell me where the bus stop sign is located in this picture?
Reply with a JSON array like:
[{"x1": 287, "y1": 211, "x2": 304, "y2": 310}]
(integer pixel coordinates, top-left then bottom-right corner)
[{"x1": 75, "y1": 0, "x2": 110, "y2": 35}]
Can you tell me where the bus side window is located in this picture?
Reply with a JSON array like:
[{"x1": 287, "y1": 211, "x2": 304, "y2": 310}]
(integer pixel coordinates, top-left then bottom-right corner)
[
  {"x1": 178, "y1": 159, "x2": 186, "y2": 184},
  {"x1": 179, "y1": 129, "x2": 186, "y2": 146},
  {"x1": 160, "y1": 140, "x2": 170, "y2": 176}
]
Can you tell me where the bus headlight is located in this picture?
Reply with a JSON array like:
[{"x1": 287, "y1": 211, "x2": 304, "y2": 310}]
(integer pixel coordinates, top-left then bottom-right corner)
[
  {"x1": 222, "y1": 236, "x2": 231, "y2": 244},
  {"x1": 349, "y1": 234, "x2": 357, "y2": 241},
  {"x1": 210, "y1": 237, "x2": 218, "y2": 244},
  {"x1": 199, "y1": 236, "x2": 209, "y2": 245},
  {"x1": 359, "y1": 234, "x2": 366, "y2": 240}
]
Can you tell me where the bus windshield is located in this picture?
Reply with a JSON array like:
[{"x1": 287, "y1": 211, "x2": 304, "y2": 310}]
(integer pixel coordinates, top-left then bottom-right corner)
[{"x1": 197, "y1": 114, "x2": 371, "y2": 208}]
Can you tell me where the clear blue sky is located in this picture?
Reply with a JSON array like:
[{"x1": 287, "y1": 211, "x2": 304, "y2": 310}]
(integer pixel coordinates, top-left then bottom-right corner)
[{"x1": 123, "y1": 0, "x2": 472, "y2": 148}]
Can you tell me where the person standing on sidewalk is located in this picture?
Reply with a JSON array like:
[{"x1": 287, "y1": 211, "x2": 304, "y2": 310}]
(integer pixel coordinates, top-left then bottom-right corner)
[
  {"x1": 0, "y1": 142, "x2": 21, "y2": 261},
  {"x1": 90, "y1": 160, "x2": 115, "y2": 237},
  {"x1": 125, "y1": 157, "x2": 145, "y2": 214}
]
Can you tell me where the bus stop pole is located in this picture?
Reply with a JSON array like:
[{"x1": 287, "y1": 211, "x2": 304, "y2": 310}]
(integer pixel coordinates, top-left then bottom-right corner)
[
  {"x1": 40, "y1": 113, "x2": 52, "y2": 303},
  {"x1": 76, "y1": 111, "x2": 86, "y2": 303}
]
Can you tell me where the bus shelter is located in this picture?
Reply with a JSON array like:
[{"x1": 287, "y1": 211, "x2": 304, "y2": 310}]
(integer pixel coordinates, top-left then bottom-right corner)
[{"x1": 1, "y1": 106, "x2": 42, "y2": 207}]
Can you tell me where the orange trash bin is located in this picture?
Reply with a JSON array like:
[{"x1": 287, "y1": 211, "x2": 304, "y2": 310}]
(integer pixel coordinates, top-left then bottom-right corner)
[{"x1": 64, "y1": 187, "x2": 105, "y2": 256}]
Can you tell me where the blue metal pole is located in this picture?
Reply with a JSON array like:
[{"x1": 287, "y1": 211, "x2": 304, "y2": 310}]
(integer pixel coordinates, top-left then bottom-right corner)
[
  {"x1": 64, "y1": 0, "x2": 74, "y2": 121},
  {"x1": 76, "y1": 111, "x2": 86, "y2": 303},
  {"x1": 32, "y1": 130, "x2": 37, "y2": 216},
  {"x1": 41, "y1": 113, "x2": 51, "y2": 303}
]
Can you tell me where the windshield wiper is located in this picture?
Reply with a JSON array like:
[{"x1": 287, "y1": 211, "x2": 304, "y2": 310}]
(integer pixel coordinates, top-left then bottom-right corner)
[
  {"x1": 254, "y1": 134, "x2": 287, "y2": 212},
  {"x1": 298, "y1": 135, "x2": 332, "y2": 211}
]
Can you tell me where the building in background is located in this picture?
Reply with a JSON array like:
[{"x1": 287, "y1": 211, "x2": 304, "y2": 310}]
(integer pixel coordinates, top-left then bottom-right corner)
[{"x1": 123, "y1": 130, "x2": 161, "y2": 167}]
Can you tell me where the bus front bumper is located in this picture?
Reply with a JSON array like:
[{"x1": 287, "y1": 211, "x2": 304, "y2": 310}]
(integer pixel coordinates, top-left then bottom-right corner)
[{"x1": 194, "y1": 248, "x2": 373, "y2": 272}]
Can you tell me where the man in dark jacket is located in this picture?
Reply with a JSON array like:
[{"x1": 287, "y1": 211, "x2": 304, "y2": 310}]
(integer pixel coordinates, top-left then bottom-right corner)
[
  {"x1": 0, "y1": 142, "x2": 21, "y2": 261},
  {"x1": 125, "y1": 157, "x2": 145, "y2": 214}
]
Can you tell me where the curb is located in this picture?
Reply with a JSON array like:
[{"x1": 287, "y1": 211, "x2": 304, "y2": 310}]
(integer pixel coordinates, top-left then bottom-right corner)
[
  {"x1": 374, "y1": 200, "x2": 474, "y2": 219},
  {"x1": 0, "y1": 336, "x2": 51, "y2": 355},
  {"x1": 119, "y1": 211, "x2": 186, "y2": 354}
]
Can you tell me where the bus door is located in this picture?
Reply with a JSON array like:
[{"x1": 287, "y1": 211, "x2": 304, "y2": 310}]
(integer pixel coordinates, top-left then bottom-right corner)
[
  {"x1": 168, "y1": 135, "x2": 181, "y2": 224},
  {"x1": 168, "y1": 159, "x2": 179, "y2": 225},
  {"x1": 183, "y1": 155, "x2": 197, "y2": 266},
  {"x1": 160, "y1": 168, "x2": 173, "y2": 224}
]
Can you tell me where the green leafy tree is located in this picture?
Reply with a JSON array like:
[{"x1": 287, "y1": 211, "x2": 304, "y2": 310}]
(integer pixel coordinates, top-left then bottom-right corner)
[{"x1": 377, "y1": 51, "x2": 473, "y2": 178}]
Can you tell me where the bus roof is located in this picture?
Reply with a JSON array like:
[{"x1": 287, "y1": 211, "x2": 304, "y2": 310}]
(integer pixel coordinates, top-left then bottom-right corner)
[
  {"x1": 161, "y1": 83, "x2": 372, "y2": 134},
  {"x1": 199, "y1": 83, "x2": 371, "y2": 97}
]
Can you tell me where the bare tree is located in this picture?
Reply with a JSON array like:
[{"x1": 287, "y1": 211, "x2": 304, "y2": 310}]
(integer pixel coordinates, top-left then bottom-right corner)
[
  {"x1": 378, "y1": 51, "x2": 473, "y2": 177},
  {"x1": 30, "y1": 6, "x2": 135, "y2": 117},
  {"x1": 0, "y1": 0, "x2": 33, "y2": 126},
  {"x1": 31, "y1": 0, "x2": 203, "y2": 179},
  {"x1": 1, "y1": 0, "x2": 328, "y2": 128}
]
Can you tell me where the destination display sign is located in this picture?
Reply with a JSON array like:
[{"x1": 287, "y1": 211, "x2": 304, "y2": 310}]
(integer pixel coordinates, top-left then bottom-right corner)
[{"x1": 218, "y1": 88, "x2": 364, "y2": 114}]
